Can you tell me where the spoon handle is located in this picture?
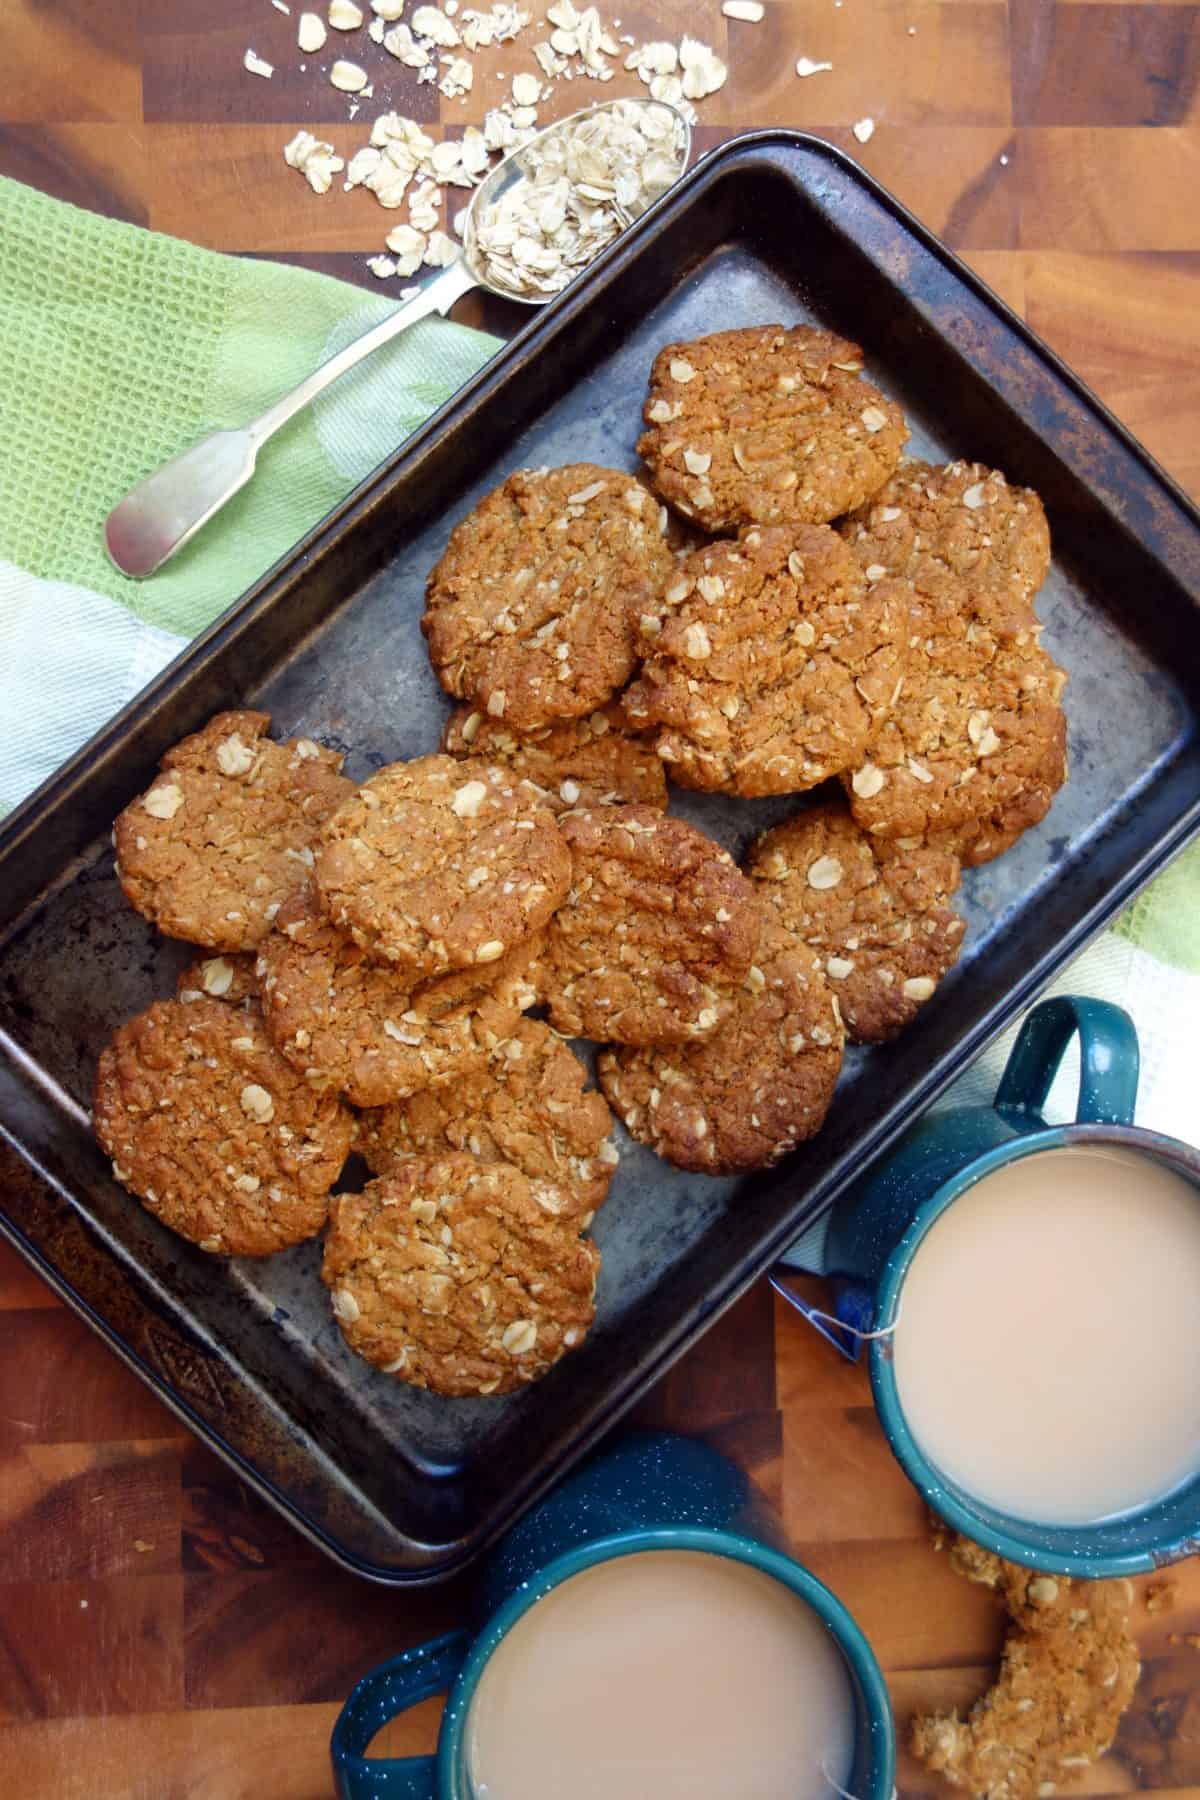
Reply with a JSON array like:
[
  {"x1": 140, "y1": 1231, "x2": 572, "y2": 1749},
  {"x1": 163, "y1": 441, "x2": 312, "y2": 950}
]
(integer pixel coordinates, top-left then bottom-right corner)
[
  {"x1": 104, "y1": 259, "x2": 480, "y2": 580},
  {"x1": 248, "y1": 259, "x2": 478, "y2": 446}
]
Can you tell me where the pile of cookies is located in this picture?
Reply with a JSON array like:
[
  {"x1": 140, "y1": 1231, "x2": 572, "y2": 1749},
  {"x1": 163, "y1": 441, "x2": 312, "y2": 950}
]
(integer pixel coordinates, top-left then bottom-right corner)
[{"x1": 93, "y1": 321, "x2": 1067, "y2": 1400}]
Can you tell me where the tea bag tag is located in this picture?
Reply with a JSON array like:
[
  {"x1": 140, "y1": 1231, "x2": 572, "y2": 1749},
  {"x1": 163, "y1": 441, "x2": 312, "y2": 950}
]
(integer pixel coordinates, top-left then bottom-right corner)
[{"x1": 768, "y1": 1275, "x2": 893, "y2": 1364}]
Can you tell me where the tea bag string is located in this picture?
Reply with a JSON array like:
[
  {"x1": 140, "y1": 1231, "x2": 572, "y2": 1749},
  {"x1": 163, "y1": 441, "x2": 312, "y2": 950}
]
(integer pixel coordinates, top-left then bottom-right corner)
[
  {"x1": 823, "y1": 1764, "x2": 900, "y2": 1800},
  {"x1": 803, "y1": 1301, "x2": 902, "y2": 1343}
]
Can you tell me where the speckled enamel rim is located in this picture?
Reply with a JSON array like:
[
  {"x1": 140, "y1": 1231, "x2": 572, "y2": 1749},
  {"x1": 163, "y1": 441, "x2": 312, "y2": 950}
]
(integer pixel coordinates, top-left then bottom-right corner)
[
  {"x1": 870, "y1": 1122, "x2": 1200, "y2": 1577},
  {"x1": 437, "y1": 1526, "x2": 896, "y2": 1799}
]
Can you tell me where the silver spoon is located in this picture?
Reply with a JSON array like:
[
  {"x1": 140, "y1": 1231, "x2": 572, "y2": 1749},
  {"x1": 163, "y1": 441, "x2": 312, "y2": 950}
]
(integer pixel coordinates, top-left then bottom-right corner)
[{"x1": 104, "y1": 98, "x2": 691, "y2": 580}]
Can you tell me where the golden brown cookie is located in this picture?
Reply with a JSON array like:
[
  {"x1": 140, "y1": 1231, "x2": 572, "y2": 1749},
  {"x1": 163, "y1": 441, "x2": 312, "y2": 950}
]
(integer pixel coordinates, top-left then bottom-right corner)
[
  {"x1": 622, "y1": 525, "x2": 909, "y2": 796},
  {"x1": 841, "y1": 594, "x2": 1067, "y2": 864},
  {"x1": 541, "y1": 806, "x2": 763, "y2": 1046},
  {"x1": 841, "y1": 459, "x2": 1050, "y2": 640},
  {"x1": 746, "y1": 800, "x2": 965, "y2": 1042},
  {"x1": 637, "y1": 325, "x2": 907, "y2": 534},
  {"x1": 441, "y1": 702, "x2": 668, "y2": 813},
  {"x1": 422, "y1": 464, "x2": 676, "y2": 732},
  {"x1": 255, "y1": 883, "x2": 542, "y2": 1107},
  {"x1": 93, "y1": 997, "x2": 353, "y2": 1257},
  {"x1": 176, "y1": 952, "x2": 259, "y2": 1008},
  {"x1": 321, "y1": 1156, "x2": 601, "y2": 1396},
  {"x1": 598, "y1": 914, "x2": 842, "y2": 1173},
  {"x1": 114, "y1": 711, "x2": 352, "y2": 952},
  {"x1": 912, "y1": 1537, "x2": 1139, "y2": 1800},
  {"x1": 316, "y1": 754, "x2": 570, "y2": 980},
  {"x1": 359, "y1": 1018, "x2": 616, "y2": 1223}
]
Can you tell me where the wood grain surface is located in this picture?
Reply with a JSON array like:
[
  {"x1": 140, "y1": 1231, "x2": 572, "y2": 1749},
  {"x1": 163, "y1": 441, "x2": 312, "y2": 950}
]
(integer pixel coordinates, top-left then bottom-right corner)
[{"x1": 2, "y1": 0, "x2": 1198, "y2": 1795}]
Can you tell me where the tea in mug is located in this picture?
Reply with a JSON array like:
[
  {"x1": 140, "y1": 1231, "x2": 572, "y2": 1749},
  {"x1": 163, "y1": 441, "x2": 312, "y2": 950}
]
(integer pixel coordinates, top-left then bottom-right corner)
[{"x1": 467, "y1": 1548, "x2": 857, "y2": 1800}]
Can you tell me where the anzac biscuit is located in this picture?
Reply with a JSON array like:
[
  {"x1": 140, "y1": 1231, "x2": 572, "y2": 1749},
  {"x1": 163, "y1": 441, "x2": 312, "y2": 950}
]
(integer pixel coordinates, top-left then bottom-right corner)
[
  {"x1": 622, "y1": 525, "x2": 909, "y2": 796},
  {"x1": 841, "y1": 459, "x2": 1050, "y2": 640},
  {"x1": 912, "y1": 1537, "x2": 1139, "y2": 1800},
  {"x1": 747, "y1": 800, "x2": 965, "y2": 1042},
  {"x1": 114, "y1": 711, "x2": 352, "y2": 952},
  {"x1": 598, "y1": 914, "x2": 842, "y2": 1174},
  {"x1": 441, "y1": 702, "x2": 668, "y2": 813},
  {"x1": 359, "y1": 1018, "x2": 616, "y2": 1223},
  {"x1": 316, "y1": 754, "x2": 570, "y2": 980},
  {"x1": 322, "y1": 1155, "x2": 600, "y2": 1396},
  {"x1": 541, "y1": 806, "x2": 762, "y2": 1045},
  {"x1": 637, "y1": 325, "x2": 907, "y2": 533},
  {"x1": 841, "y1": 607, "x2": 1067, "y2": 864},
  {"x1": 422, "y1": 464, "x2": 676, "y2": 732},
  {"x1": 256, "y1": 883, "x2": 542, "y2": 1108},
  {"x1": 176, "y1": 953, "x2": 259, "y2": 1008},
  {"x1": 93, "y1": 997, "x2": 353, "y2": 1257}
]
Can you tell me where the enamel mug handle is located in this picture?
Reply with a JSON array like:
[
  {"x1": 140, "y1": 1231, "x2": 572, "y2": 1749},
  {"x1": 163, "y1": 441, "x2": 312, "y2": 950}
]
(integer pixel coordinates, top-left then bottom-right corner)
[
  {"x1": 993, "y1": 996, "x2": 1139, "y2": 1126},
  {"x1": 331, "y1": 1630, "x2": 470, "y2": 1800}
]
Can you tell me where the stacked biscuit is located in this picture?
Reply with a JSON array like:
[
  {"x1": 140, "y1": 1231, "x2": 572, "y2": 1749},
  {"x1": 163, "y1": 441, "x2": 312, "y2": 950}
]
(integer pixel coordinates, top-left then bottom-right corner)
[{"x1": 94, "y1": 323, "x2": 1067, "y2": 1400}]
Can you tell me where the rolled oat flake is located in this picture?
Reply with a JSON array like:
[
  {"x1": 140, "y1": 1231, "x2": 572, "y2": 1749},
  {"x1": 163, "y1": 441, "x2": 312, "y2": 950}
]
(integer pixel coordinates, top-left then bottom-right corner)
[{"x1": 466, "y1": 99, "x2": 688, "y2": 300}]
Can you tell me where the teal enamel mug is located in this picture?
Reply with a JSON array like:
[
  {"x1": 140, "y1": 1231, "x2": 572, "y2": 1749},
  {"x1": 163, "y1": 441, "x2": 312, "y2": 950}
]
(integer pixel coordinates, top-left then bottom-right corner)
[
  {"x1": 822, "y1": 995, "x2": 1200, "y2": 1576},
  {"x1": 330, "y1": 1434, "x2": 895, "y2": 1800}
]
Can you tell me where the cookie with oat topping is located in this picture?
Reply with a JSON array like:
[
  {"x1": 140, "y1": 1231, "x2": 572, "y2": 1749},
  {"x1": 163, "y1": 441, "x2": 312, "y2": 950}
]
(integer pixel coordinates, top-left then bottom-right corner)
[
  {"x1": 912, "y1": 1536, "x2": 1139, "y2": 1800},
  {"x1": 622, "y1": 525, "x2": 909, "y2": 796},
  {"x1": 598, "y1": 913, "x2": 842, "y2": 1174},
  {"x1": 841, "y1": 459, "x2": 1050, "y2": 640},
  {"x1": 256, "y1": 882, "x2": 542, "y2": 1108},
  {"x1": 316, "y1": 754, "x2": 570, "y2": 981},
  {"x1": 114, "y1": 711, "x2": 352, "y2": 952},
  {"x1": 441, "y1": 701, "x2": 668, "y2": 813},
  {"x1": 93, "y1": 997, "x2": 353, "y2": 1257},
  {"x1": 422, "y1": 463, "x2": 676, "y2": 732},
  {"x1": 747, "y1": 800, "x2": 965, "y2": 1042},
  {"x1": 359, "y1": 1018, "x2": 615, "y2": 1224},
  {"x1": 176, "y1": 952, "x2": 259, "y2": 1008},
  {"x1": 322, "y1": 1156, "x2": 600, "y2": 1396},
  {"x1": 540, "y1": 806, "x2": 763, "y2": 1046},
  {"x1": 637, "y1": 325, "x2": 907, "y2": 534}
]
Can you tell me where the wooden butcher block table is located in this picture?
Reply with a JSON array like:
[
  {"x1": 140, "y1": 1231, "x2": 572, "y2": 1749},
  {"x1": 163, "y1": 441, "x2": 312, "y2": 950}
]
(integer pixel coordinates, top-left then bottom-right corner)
[{"x1": 1, "y1": 0, "x2": 1198, "y2": 1794}]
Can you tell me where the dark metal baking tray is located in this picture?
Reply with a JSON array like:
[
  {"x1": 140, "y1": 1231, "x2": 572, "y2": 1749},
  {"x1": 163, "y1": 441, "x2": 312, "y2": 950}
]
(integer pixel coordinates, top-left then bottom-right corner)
[{"x1": 2, "y1": 132, "x2": 1199, "y2": 1584}]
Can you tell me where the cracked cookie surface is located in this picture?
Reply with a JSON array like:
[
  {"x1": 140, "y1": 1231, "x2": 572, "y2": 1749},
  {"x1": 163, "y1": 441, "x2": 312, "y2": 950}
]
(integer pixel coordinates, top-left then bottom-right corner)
[
  {"x1": 441, "y1": 701, "x2": 667, "y2": 813},
  {"x1": 423, "y1": 464, "x2": 676, "y2": 732},
  {"x1": 747, "y1": 800, "x2": 965, "y2": 1042},
  {"x1": 637, "y1": 325, "x2": 907, "y2": 533},
  {"x1": 623, "y1": 525, "x2": 909, "y2": 796},
  {"x1": 322, "y1": 1155, "x2": 600, "y2": 1396},
  {"x1": 93, "y1": 996, "x2": 353, "y2": 1256},
  {"x1": 256, "y1": 882, "x2": 542, "y2": 1107},
  {"x1": 598, "y1": 913, "x2": 843, "y2": 1173},
  {"x1": 359, "y1": 1017, "x2": 615, "y2": 1223},
  {"x1": 114, "y1": 710, "x2": 352, "y2": 952},
  {"x1": 540, "y1": 806, "x2": 763, "y2": 1046},
  {"x1": 316, "y1": 754, "x2": 570, "y2": 980}
]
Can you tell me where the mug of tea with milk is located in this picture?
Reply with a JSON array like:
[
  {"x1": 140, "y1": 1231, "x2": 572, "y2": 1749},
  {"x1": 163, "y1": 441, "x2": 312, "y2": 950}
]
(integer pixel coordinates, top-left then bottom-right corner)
[
  {"x1": 330, "y1": 1433, "x2": 895, "y2": 1800},
  {"x1": 822, "y1": 995, "x2": 1200, "y2": 1575}
]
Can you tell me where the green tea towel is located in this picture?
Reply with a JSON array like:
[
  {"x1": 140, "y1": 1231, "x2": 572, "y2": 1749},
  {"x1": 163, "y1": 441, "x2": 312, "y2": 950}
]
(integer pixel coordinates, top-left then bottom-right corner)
[{"x1": 0, "y1": 175, "x2": 500, "y2": 811}]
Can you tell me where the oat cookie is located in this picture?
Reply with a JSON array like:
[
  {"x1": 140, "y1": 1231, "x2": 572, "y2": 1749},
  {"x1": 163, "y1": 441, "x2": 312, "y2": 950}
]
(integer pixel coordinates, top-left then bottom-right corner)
[
  {"x1": 93, "y1": 997, "x2": 354, "y2": 1257},
  {"x1": 912, "y1": 1537, "x2": 1139, "y2": 1800},
  {"x1": 623, "y1": 525, "x2": 909, "y2": 796},
  {"x1": 747, "y1": 800, "x2": 965, "y2": 1042},
  {"x1": 637, "y1": 325, "x2": 907, "y2": 534},
  {"x1": 541, "y1": 806, "x2": 762, "y2": 1046},
  {"x1": 256, "y1": 883, "x2": 542, "y2": 1108},
  {"x1": 422, "y1": 464, "x2": 676, "y2": 732},
  {"x1": 841, "y1": 598, "x2": 1067, "y2": 864},
  {"x1": 322, "y1": 1155, "x2": 601, "y2": 1396},
  {"x1": 360, "y1": 1018, "x2": 616, "y2": 1223},
  {"x1": 598, "y1": 914, "x2": 842, "y2": 1173},
  {"x1": 441, "y1": 702, "x2": 668, "y2": 813},
  {"x1": 114, "y1": 711, "x2": 351, "y2": 952},
  {"x1": 316, "y1": 754, "x2": 570, "y2": 979},
  {"x1": 176, "y1": 953, "x2": 259, "y2": 1008},
  {"x1": 842, "y1": 459, "x2": 1050, "y2": 640}
]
